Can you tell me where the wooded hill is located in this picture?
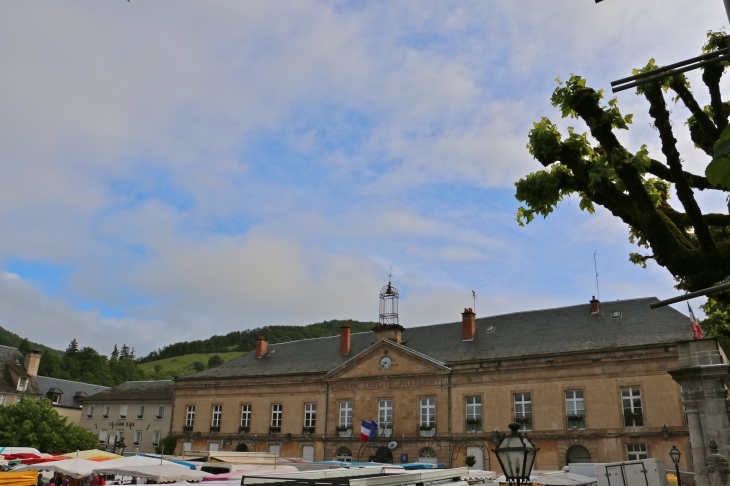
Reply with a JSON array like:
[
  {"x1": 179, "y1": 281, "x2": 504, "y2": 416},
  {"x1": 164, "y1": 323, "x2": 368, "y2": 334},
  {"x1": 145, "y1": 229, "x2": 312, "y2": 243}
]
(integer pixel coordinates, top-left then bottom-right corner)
[
  {"x1": 136, "y1": 319, "x2": 379, "y2": 363},
  {"x1": 0, "y1": 325, "x2": 62, "y2": 357}
]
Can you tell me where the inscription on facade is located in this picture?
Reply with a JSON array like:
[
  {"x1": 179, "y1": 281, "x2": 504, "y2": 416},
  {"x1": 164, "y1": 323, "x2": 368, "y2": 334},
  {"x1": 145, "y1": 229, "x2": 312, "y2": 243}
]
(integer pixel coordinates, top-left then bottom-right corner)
[{"x1": 331, "y1": 377, "x2": 445, "y2": 391}]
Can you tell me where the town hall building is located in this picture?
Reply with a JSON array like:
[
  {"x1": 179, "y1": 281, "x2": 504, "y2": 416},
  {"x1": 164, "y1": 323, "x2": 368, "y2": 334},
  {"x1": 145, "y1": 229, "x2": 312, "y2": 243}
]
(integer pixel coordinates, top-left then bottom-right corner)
[{"x1": 171, "y1": 282, "x2": 695, "y2": 472}]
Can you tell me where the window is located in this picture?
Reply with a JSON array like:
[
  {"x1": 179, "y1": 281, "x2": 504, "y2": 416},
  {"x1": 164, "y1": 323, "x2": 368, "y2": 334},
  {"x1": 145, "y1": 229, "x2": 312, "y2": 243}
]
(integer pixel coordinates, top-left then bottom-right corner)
[
  {"x1": 186, "y1": 405, "x2": 195, "y2": 427},
  {"x1": 152, "y1": 431, "x2": 161, "y2": 446},
  {"x1": 418, "y1": 447, "x2": 438, "y2": 464},
  {"x1": 103, "y1": 405, "x2": 111, "y2": 418},
  {"x1": 612, "y1": 311, "x2": 622, "y2": 319},
  {"x1": 378, "y1": 400, "x2": 393, "y2": 437},
  {"x1": 335, "y1": 446, "x2": 353, "y2": 462},
  {"x1": 565, "y1": 390, "x2": 586, "y2": 429},
  {"x1": 134, "y1": 430, "x2": 142, "y2": 446},
  {"x1": 117, "y1": 430, "x2": 124, "y2": 444},
  {"x1": 622, "y1": 387, "x2": 644, "y2": 427},
  {"x1": 212, "y1": 405, "x2": 222, "y2": 427},
  {"x1": 87, "y1": 404, "x2": 95, "y2": 418},
  {"x1": 339, "y1": 401, "x2": 353, "y2": 427},
  {"x1": 304, "y1": 403, "x2": 316, "y2": 428},
  {"x1": 514, "y1": 393, "x2": 532, "y2": 431},
  {"x1": 137, "y1": 405, "x2": 145, "y2": 419},
  {"x1": 156, "y1": 405, "x2": 164, "y2": 419},
  {"x1": 271, "y1": 404, "x2": 282, "y2": 427},
  {"x1": 17, "y1": 377, "x2": 28, "y2": 391},
  {"x1": 99, "y1": 429, "x2": 108, "y2": 444},
  {"x1": 0, "y1": 395, "x2": 6, "y2": 406},
  {"x1": 627, "y1": 444, "x2": 648, "y2": 460},
  {"x1": 420, "y1": 398, "x2": 435, "y2": 426},
  {"x1": 119, "y1": 404, "x2": 128, "y2": 419},
  {"x1": 466, "y1": 396, "x2": 482, "y2": 433},
  {"x1": 241, "y1": 404, "x2": 252, "y2": 428},
  {"x1": 51, "y1": 393, "x2": 61, "y2": 404}
]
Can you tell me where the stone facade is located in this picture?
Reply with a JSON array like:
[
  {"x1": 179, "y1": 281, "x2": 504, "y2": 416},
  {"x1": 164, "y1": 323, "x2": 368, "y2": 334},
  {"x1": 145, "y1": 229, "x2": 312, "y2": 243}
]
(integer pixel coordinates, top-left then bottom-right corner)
[{"x1": 172, "y1": 332, "x2": 691, "y2": 471}]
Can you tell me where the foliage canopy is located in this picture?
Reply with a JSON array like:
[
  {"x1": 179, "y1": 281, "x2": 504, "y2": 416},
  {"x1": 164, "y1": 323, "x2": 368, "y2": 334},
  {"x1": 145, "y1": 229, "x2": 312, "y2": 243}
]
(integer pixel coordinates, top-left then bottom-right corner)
[
  {"x1": 515, "y1": 32, "x2": 730, "y2": 342},
  {"x1": 0, "y1": 397, "x2": 98, "y2": 453}
]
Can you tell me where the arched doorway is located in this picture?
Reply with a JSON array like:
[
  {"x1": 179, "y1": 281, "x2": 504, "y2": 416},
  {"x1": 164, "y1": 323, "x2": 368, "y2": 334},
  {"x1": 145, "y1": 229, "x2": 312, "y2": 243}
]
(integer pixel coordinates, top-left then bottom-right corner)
[
  {"x1": 418, "y1": 447, "x2": 438, "y2": 464},
  {"x1": 335, "y1": 447, "x2": 352, "y2": 462},
  {"x1": 371, "y1": 446, "x2": 393, "y2": 463},
  {"x1": 236, "y1": 443, "x2": 249, "y2": 452},
  {"x1": 566, "y1": 445, "x2": 591, "y2": 465}
]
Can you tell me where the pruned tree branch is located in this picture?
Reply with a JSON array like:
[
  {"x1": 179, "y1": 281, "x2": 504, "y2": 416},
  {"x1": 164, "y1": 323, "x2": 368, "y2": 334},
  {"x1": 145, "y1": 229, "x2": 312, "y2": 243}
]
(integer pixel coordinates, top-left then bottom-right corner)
[
  {"x1": 643, "y1": 82, "x2": 716, "y2": 251},
  {"x1": 669, "y1": 76, "x2": 718, "y2": 155},
  {"x1": 704, "y1": 63, "x2": 728, "y2": 132}
]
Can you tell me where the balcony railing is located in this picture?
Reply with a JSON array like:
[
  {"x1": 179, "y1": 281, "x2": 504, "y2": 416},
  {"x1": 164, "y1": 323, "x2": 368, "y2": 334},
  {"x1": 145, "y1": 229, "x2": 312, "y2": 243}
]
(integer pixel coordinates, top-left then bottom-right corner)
[
  {"x1": 137, "y1": 415, "x2": 145, "y2": 419},
  {"x1": 566, "y1": 414, "x2": 586, "y2": 430},
  {"x1": 418, "y1": 423, "x2": 436, "y2": 438},
  {"x1": 377, "y1": 423, "x2": 393, "y2": 438},
  {"x1": 183, "y1": 425, "x2": 193, "y2": 432},
  {"x1": 514, "y1": 414, "x2": 532, "y2": 431},
  {"x1": 239, "y1": 426, "x2": 250, "y2": 434},
  {"x1": 155, "y1": 415, "x2": 163, "y2": 420},
  {"x1": 336, "y1": 426, "x2": 352, "y2": 438},
  {"x1": 466, "y1": 418, "x2": 482, "y2": 433},
  {"x1": 210, "y1": 426, "x2": 220, "y2": 433},
  {"x1": 269, "y1": 426, "x2": 281, "y2": 434},
  {"x1": 303, "y1": 426, "x2": 315, "y2": 435}
]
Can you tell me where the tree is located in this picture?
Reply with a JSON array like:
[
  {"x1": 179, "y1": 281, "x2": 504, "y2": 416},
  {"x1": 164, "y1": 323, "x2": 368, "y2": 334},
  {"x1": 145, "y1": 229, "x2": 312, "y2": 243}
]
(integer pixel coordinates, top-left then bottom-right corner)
[
  {"x1": 18, "y1": 339, "x2": 30, "y2": 355},
  {"x1": 155, "y1": 435, "x2": 177, "y2": 455},
  {"x1": 191, "y1": 361, "x2": 205, "y2": 372},
  {"x1": 0, "y1": 397, "x2": 98, "y2": 452},
  {"x1": 111, "y1": 344, "x2": 119, "y2": 360},
  {"x1": 65, "y1": 339, "x2": 79, "y2": 356},
  {"x1": 119, "y1": 344, "x2": 130, "y2": 360},
  {"x1": 37, "y1": 350, "x2": 61, "y2": 377},
  {"x1": 208, "y1": 355, "x2": 224, "y2": 368},
  {"x1": 516, "y1": 32, "x2": 730, "y2": 296}
]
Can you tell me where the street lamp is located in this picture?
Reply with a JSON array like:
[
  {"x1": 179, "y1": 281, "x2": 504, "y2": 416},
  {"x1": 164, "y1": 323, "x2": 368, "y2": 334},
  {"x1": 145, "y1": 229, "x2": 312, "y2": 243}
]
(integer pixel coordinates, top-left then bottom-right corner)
[
  {"x1": 670, "y1": 446, "x2": 682, "y2": 486},
  {"x1": 493, "y1": 423, "x2": 539, "y2": 486}
]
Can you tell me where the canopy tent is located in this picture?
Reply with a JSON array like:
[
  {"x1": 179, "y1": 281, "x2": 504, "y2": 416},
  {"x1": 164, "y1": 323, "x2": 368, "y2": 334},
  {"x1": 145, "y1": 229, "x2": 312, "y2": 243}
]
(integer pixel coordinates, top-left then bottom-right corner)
[
  {"x1": 496, "y1": 473, "x2": 598, "y2": 486},
  {"x1": 0, "y1": 471, "x2": 38, "y2": 486},
  {"x1": 102, "y1": 463, "x2": 211, "y2": 481},
  {"x1": 13, "y1": 457, "x2": 98, "y2": 479},
  {"x1": 92, "y1": 455, "x2": 188, "y2": 475},
  {"x1": 59, "y1": 450, "x2": 121, "y2": 460},
  {"x1": 203, "y1": 469, "x2": 293, "y2": 481}
]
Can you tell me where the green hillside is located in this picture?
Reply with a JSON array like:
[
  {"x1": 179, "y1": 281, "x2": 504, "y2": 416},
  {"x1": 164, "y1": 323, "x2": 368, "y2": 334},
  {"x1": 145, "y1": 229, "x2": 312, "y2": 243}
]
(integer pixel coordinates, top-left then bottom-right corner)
[
  {"x1": 0, "y1": 325, "x2": 63, "y2": 357},
  {"x1": 138, "y1": 351, "x2": 245, "y2": 379}
]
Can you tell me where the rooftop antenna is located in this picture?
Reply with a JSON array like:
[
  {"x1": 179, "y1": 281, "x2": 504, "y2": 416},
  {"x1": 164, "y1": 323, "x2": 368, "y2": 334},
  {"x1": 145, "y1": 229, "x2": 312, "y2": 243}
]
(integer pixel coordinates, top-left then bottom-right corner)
[
  {"x1": 388, "y1": 265, "x2": 393, "y2": 284},
  {"x1": 594, "y1": 250, "x2": 600, "y2": 301},
  {"x1": 472, "y1": 290, "x2": 477, "y2": 313}
]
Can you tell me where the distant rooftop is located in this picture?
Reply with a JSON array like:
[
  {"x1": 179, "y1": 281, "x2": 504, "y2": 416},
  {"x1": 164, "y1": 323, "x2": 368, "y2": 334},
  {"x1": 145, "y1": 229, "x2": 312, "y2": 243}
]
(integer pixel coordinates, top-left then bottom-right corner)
[
  {"x1": 35, "y1": 376, "x2": 109, "y2": 409},
  {"x1": 82, "y1": 380, "x2": 175, "y2": 403}
]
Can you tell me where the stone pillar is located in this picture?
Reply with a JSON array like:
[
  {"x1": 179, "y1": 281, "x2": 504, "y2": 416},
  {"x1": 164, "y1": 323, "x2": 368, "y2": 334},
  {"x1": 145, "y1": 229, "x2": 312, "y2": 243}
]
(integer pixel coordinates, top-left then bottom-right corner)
[{"x1": 669, "y1": 339, "x2": 730, "y2": 486}]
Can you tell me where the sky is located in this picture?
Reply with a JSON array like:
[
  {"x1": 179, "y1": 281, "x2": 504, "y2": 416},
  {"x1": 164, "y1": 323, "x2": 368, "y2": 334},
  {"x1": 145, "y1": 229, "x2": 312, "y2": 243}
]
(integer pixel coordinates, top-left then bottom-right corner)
[{"x1": 0, "y1": 1, "x2": 727, "y2": 356}]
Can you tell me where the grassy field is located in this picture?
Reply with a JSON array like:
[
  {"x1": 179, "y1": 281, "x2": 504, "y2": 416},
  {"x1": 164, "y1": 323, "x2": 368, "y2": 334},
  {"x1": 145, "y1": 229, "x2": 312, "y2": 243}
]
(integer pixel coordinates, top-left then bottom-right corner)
[{"x1": 138, "y1": 351, "x2": 245, "y2": 379}]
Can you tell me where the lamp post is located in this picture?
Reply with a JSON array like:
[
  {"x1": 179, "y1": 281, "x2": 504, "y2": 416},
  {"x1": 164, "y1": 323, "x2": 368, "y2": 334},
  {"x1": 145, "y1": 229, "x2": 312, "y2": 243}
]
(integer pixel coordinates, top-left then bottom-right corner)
[
  {"x1": 670, "y1": 446, "x2": 682, "y2": 486},
  {"x1": 493, "y1": 423, "x2": 539, "y2": 486}
]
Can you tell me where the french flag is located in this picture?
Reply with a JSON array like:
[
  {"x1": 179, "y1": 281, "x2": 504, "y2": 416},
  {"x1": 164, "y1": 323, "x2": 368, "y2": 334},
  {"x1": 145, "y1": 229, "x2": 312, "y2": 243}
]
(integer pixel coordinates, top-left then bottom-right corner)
[
  {"x1": 688, "y1": 303, "x2": 703, "y2": 340},
  {"x1": 360, "y1": 419, "x2": 378, "y2": 442}
]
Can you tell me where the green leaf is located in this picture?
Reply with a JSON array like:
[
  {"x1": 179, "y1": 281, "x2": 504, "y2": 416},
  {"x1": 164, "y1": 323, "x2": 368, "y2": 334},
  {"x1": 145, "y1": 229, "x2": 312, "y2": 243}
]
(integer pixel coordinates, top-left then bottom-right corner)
[
  {"x1": 721, "y1": 123, "x2": 730, "y2": 141},
  {"x1": 715, "y1": 139, "x2": 730, "y2": 158},
  {"x1": 706, "y1": 156, "x2": 730, "y2": 189}
]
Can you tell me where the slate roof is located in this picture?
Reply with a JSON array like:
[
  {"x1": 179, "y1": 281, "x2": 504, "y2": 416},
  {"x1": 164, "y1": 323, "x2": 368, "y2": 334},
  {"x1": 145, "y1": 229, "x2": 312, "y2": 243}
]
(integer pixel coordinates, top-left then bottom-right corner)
[
  {"x1": 82, "y1": 380, "x2": 175, "y2": 403},
  {"x1": 0, "y1": 345, "x2": 41, "y2": 396},
  {"x1": 35, "y1": 376, "x2": 109, "y2": 409},
  {"x1": 180, "y1": 297, "x2": 694, "y2": 381}
]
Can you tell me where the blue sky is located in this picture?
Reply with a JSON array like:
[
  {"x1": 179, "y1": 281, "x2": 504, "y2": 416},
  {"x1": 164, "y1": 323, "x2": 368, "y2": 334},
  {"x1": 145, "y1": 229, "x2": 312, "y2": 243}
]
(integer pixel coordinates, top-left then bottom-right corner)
[{"x1": 0, "y1": 1, "x2": 726, "y2": 354}]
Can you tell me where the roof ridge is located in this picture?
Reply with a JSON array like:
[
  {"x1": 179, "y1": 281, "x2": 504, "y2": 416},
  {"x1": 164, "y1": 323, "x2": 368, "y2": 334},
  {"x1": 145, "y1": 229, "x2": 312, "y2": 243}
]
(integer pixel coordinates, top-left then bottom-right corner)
[
  {"x1": 35, "y1": 376, "x2": 110, "y2": 387},
  {"x1": 405, "y1": 296, "x2": 661, "y2": 328}
]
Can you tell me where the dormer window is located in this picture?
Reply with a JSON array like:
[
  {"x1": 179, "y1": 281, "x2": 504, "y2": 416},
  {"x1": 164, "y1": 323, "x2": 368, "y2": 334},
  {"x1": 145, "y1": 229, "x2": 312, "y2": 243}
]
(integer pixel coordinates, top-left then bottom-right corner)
[
  {"x1": 612, "y1": 311, "x2": 622, "y2": 319},
  {"x1": 51, "y1": 393, "x2": 62, "y2": 404},
  {"x1": 17, "y1": 377, "x2": 28, "y2": 392}
]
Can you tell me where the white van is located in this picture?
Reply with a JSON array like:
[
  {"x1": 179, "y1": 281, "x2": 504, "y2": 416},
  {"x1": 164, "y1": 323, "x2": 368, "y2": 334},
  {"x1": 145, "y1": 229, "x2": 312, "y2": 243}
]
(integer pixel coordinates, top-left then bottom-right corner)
[{"x1": 566, "y1": 459, "x2": 669, "y2": 486}]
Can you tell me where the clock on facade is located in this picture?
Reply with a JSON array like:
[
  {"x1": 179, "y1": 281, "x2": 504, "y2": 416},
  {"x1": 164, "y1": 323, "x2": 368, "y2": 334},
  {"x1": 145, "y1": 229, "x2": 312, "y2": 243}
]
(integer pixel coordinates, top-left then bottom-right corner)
[{"x1": 380, "y1": 356, "x2": 392, "y2": 369}]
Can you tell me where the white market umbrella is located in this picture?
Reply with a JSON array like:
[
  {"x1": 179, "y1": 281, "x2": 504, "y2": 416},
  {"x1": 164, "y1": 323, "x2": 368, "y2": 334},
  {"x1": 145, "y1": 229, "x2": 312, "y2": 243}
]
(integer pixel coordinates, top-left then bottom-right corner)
[
  {"x1": 13, "y1": 458, "x2": 98, "y2": 479},
  {"x1": 106, "y1": 463, "x2": 211, "y2": 482},
  {"x1": 531, "y1": 473, "x2": 598, "y2": 486},
  {"x1": 91, "y1": 454, "x2": 184, "y2": 474}
]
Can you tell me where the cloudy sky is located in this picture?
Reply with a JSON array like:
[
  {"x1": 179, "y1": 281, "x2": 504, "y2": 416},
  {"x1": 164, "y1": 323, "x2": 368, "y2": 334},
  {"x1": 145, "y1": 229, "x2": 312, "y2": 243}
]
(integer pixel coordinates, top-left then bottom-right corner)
[{"x1": 0, "y1": 1, "x2": 726, "y2": 356}]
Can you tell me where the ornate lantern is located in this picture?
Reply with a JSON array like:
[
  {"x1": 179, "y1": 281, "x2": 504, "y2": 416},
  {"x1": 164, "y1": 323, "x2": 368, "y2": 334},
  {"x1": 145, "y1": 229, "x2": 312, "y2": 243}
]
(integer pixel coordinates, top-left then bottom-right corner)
[{"x1": 492, "y1": 423, "x2": 539, "y2": 486}]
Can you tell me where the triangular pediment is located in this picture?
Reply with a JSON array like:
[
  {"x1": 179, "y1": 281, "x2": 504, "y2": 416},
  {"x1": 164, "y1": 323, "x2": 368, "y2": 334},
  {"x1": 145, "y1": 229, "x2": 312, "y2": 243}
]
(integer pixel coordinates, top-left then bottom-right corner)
[{"x1": 325, "y1": 339, "x2": 450, "y2": 381}]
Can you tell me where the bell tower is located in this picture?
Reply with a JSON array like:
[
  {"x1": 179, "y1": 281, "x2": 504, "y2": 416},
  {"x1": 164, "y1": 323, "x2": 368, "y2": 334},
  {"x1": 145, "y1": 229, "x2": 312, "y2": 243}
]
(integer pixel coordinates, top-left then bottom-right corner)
[{"x1": 373, "y1": 273, "x2": 404, "y2": 343}]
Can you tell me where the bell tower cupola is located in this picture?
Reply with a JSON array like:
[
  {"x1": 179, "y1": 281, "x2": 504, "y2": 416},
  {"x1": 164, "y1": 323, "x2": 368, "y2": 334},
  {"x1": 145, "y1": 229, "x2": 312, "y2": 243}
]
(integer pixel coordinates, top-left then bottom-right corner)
[{"x1": 373, "y1": 273, "x2": 405, "y2": 343}]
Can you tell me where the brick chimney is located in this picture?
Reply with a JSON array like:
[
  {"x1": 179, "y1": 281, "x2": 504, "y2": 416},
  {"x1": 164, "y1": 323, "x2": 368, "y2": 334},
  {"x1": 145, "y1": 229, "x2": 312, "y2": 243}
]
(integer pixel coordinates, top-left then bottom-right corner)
[
  {"x1": 255, "y1": 336, "x2": 268, "y2": 358},
  {"x1": 24, "y1": 350, "x2": 40, "y2": 377},
  {"x1": 462, "y1": 308, "x2": 476, "y2": 340},
  {"x1": 340, "y1": 322, "x2": 351, "y2": 355},
  {"x1": 590, "y1": 296, "x2": 600, "y2": 314}
]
